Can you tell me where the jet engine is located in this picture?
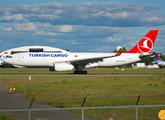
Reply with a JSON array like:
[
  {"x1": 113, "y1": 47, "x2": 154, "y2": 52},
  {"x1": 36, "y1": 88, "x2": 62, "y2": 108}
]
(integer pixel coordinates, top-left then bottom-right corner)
[{"x1": 49, "y1": 62, "x2": 74, "y2": 71}]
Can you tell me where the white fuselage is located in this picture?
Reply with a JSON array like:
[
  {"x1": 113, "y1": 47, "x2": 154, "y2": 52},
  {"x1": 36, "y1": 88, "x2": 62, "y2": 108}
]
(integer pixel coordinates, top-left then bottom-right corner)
[
  {"x1": 157, "y1": 62, "x2": 165, "y2": 66},
  {"x1": 2, "y1": 52, "x2": 141, "y2": 68}
]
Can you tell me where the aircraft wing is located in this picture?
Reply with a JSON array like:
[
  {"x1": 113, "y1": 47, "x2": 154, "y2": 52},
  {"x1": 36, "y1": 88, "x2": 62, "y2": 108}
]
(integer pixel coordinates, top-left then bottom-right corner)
[
  {"x1": 139, "y1": 52, "x2": 161, "y2": 60},
  {"x1": 69, "y1": 52, "x2": 122, "y2": 65}
]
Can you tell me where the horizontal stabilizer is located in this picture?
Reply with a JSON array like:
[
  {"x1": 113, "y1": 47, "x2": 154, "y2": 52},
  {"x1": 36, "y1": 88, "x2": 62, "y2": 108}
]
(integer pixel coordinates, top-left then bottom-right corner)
[{"x1": 139, "y1": 52, "x2": 161, "y2": 60}]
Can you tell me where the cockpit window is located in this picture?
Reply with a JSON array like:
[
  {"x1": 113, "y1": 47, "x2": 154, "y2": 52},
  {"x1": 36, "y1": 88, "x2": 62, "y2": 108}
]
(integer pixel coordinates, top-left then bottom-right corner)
[
  {"x1": 11, "y1": 51, "x2": 28, "y2": 54},
  {"x1": 6, "y1": 56, "x2": 12, "y2": 58}
]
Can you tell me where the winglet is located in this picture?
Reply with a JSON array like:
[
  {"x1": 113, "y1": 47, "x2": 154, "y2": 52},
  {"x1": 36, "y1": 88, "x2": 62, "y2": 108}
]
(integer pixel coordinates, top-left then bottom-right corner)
[
  {"x1": 115, "y1": 51, "x2": 122, "y2": 56},
  {"x1": 125, "y1": 30, "x2": 159, "y2": 54}
]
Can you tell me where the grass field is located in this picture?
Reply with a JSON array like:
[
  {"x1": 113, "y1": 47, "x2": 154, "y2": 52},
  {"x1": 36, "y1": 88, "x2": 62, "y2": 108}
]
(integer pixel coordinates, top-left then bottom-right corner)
[
  {"x1": 0, "y1": 114, "x2": 17, "y2": 120},
  {"x1": 1, "y1": 68, "x2": 165, "y2": 74},
  {"x1": 0, "y1": 69, "x2": 165, "y2": 119}
]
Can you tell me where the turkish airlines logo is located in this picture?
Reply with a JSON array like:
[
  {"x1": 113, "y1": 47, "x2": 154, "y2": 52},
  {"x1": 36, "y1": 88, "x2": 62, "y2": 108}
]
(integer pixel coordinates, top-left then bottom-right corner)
[{"x1": 137, "y1": 37, "x2": 153, "y2": 53}]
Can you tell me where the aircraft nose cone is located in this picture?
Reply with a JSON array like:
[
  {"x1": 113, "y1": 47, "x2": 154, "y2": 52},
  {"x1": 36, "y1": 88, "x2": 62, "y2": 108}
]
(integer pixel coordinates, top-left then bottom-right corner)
[
  {"x1": 0, "y1": 57, "x2": 5, "y2": 65},
  {"x1": 1, "y1": 55, "x2": 6, "y2": 61}
]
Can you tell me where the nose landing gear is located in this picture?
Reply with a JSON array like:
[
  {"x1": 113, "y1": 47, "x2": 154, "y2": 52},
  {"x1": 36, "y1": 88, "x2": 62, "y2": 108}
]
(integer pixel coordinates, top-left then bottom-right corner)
[{"x1": 19, "y1": 68, "x2": 23, "y2": 74}]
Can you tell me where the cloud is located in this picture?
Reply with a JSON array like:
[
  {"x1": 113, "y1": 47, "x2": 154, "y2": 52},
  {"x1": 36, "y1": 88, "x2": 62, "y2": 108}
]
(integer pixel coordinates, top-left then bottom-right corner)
[
  {"x1": 1, "y1": 16, "x2": 13, "y2": 21},
  {"x1": 1, "y1": 14, "x2": 29, "y2": 22},
  {"x1": 0, "y1": 3, "x2": 164, "y2": 27},
  {"x1": 0, "y1": 23, "x2": 130, "y2": 40},
  {"x1": 14, "y1": 23, "x2": 36, "y2": 31},
  {"x1": 28, "y1": 24, "x2": 130, "y2": 39},
  {"x1": 103, "y1": 36, "x2": 122, "y2": 42},
  {"x1": 58, "y1": 25, "x2": 73, "y2": 32},
  {"x1": 47, "y1": 38, "x2": 59, "y2": 43},
  {"x1": 0, "y1": 3, "x2": 165, "y2": 54},
  {"x1": 154, "y1": 47, "x2": 165, "y2": 49},
  {"x1": 33, "y1": 31, "x2": 63, "y2": 36},
  {"x1": 62, "y1": 39, "x2": 77, "y2": 45},
  {"x1": 71, "y1": 42, "x2": 76, "y2": 44},
  {"x1": 91, "y1": 45, "x2": 116, "y2": 52},
  {"x1": 92, "y1": 11, "x2": 129, "y2": 19},
  {"x1": 72, "y1": 25, "x2": 130, "y2": 38},
  {"x1": 3, "y1": 27, "x2": 12, "y2": 31},
  {"x1": 128, "y1": 42, "x2": 136, "y2": 47},
  {"x1": 0, "y1": 39, "x2": 2, "y2": 42},
  {"x1": 14, "y1": 14, "x2": 25, "y2": 21}
]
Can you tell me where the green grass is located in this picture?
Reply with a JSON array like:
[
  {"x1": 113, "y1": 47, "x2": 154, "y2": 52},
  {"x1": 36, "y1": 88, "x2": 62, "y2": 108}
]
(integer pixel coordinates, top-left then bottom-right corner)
[
  {"x1": 0, "y1": 68, "x2": 165, "y2": 74},
  {"x1": 0, "y1": 114, "x2": 17, "y2": 120},
  {"x1": 1, "y1": 74, "x2": 165, "y2": 119}
]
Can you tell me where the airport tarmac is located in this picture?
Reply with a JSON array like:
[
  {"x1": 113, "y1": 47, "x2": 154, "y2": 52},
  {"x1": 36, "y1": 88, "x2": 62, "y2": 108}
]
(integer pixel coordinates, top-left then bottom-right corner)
[{"x1": 0, "y1": 80, "x2": 92, "y2": 120}]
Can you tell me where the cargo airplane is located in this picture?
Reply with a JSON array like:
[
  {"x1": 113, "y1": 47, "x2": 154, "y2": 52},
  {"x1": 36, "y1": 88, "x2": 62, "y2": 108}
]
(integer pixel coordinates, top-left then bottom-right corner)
[{"x1": 0, "y1": 30, "x2": 159, "y2": 74}]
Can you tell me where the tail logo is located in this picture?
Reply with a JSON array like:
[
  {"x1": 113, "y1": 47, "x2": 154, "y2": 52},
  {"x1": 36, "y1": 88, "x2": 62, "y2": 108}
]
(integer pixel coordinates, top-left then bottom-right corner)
[
  {"x1": 155, "y1": 55, "x2": 160, "y2": 61},
  {"x1": 137, "y1": 37, "x2": 153, "y2": 53}
]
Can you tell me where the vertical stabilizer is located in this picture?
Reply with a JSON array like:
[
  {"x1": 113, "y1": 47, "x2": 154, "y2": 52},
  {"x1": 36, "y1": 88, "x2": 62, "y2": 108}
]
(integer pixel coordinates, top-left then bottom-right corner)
[
  {"x1": 154, "y1": 55, "x2": 162, "y2": 62},
  {"x1": 125, "y1": 30, "x2": 159, "y2": 53}
]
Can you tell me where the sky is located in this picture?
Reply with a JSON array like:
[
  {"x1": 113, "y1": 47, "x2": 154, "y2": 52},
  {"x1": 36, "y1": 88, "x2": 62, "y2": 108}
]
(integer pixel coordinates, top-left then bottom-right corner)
[{"x1": 0, "y1": 0, "x2": 165, "y2": 54}]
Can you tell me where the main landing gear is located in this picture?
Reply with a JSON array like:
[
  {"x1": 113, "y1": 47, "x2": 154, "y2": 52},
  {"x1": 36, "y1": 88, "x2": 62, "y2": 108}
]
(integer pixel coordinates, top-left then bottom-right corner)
[{"x1": 74, "y1": 70, "x2": 87, "y2": 74}]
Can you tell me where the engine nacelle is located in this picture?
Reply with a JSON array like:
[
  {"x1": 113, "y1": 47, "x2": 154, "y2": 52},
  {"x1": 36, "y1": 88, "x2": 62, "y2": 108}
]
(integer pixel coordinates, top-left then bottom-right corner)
[{"x1": 49, "y1": 63, "x2": 74, "y2": 71}]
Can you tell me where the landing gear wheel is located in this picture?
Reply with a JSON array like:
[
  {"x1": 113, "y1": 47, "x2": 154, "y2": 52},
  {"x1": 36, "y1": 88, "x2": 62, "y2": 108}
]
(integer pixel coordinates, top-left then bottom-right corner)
[
  {"x1": 74, "y1": 70, "x2": 79, "y2": 74},
  {"x1": 83, "y1": 70, "x2": 87, "y2": 74},
  {"x1": 74, "y1": 70, "x2": 87, "y2": 74},
  {"x1": 78, "y1": 70, "x2": 82, "y2": 74},
  {"x1": 19, "y1": 71, "x2": 23, "y2": 74}
]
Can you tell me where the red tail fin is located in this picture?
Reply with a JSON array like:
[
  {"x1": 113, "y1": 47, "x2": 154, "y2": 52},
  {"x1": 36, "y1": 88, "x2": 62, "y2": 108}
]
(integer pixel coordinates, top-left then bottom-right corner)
[{"x1": 125, "y1": 30, "x2": 159, "y2": 53}]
